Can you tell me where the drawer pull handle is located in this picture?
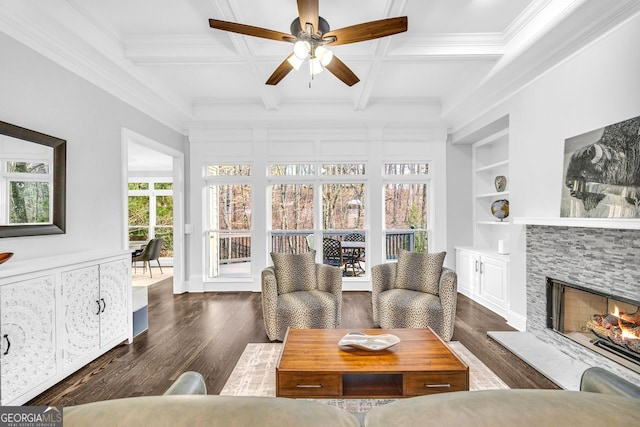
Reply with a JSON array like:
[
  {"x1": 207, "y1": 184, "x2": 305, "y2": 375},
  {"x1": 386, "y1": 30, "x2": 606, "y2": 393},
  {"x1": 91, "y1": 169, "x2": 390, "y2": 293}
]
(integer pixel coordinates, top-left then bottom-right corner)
[
  {"x1": 3, "y1": 334, "x2": 9, "y2": 355},
  {"x1": 296, "y1": 384, "x2": 322, "y2": 389},
  {"x1": 95, "y1": 300, "x2": 101, "y2": 315},
  {"x1": 424, "y1": 383, "x2": 451, "y2": 388}
]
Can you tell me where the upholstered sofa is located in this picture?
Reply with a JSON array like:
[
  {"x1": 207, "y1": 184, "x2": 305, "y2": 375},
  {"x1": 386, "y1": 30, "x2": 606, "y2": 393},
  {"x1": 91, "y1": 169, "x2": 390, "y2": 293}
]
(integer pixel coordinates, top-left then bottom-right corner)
[{"x1": 63, "y1": 367, "x2": 640, "y2": 426}]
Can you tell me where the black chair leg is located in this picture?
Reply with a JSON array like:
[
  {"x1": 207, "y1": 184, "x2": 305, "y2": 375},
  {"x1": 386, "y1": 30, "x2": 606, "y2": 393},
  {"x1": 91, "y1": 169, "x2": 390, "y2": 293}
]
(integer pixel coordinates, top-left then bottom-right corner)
[{"x1": 147, "y1": 261, "x2": 153, "y2": 278}]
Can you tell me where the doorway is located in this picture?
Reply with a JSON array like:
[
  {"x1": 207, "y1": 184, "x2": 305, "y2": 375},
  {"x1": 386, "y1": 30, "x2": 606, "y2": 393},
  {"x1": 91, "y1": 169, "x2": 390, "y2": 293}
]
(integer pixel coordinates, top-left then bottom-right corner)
[{"x1": 121, "y1": 128, "x2": 185, "y2": 294}]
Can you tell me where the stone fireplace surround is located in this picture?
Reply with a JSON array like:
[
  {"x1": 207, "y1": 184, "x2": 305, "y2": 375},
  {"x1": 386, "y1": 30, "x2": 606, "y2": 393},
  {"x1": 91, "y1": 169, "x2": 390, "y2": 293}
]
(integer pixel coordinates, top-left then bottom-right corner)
[{"x1": 495, "y1": 224, "x2": 640, "y2": 388}]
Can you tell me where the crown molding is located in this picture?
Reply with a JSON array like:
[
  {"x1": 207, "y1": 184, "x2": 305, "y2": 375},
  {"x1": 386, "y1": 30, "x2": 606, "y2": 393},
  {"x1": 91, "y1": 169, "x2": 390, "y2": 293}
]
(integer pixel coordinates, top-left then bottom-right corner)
[
  {"x1": 445, "y1": 0, "x2": 640, "y2": 130},
  {"x1": 0, "y1": 2, "x2": 190, "y2": 134}
]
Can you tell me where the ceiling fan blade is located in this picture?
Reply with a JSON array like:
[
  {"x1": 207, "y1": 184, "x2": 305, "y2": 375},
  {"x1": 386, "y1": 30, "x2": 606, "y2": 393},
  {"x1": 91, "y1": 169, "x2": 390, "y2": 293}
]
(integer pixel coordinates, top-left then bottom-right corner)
[
  {"x1": 266, "y1": 54, "x2": 295, "y2": 85},
  {"x1": 325, "y1": 55, "x2": 360, "y2": 87},
  {"x1": 323, "y1": 16, "x2": 408, "y2": 46},
  {"x1": 209, "y1": 19, "x2": 295, "y2": 43},
  {"x1": 297, "y1": 0, "x2": 319, "y2": 34}
]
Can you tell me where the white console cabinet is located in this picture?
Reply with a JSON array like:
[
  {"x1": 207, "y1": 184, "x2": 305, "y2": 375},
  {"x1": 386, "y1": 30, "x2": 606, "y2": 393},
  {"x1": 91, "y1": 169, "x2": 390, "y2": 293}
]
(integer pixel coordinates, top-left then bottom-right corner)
[
  {"x1": 456, "y1": 248, "x2": 509, "y2": 318},
  {"x1": 0, "y1": 251, "x2": 131, "y2": 406}
]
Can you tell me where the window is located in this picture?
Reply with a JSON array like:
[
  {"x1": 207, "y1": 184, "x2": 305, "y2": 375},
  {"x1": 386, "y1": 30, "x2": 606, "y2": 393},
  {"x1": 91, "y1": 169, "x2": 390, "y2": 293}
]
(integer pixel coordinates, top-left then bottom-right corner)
[
  {"x1": 206, "y1": 165, "x2": 252, "y2": 279},
  {"x1": 268, "y1": 162, "x2": 367, "y2": 277},
  {"x1": 128, "y1": 178, "x2": 174, "y2": 257},
  {"x1": 383, "y1": 163, "x2": 431, "y2": 259},
  {"x1": 2, "y1": 160, "x2": 53, "y2": 225}
]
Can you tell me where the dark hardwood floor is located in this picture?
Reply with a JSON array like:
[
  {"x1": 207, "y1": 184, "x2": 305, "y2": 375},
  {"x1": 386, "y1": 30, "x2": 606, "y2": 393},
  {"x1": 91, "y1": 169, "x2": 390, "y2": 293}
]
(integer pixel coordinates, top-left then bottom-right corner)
[{"x1": 28, "y1": 279, "x2": 558, "y2": 406}]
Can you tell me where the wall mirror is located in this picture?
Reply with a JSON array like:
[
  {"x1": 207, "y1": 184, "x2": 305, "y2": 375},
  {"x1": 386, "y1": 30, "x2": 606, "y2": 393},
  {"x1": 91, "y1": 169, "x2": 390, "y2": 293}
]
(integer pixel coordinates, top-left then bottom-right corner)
[{"x1": 0, "y1": 121, "x2": 66, "y2": 237}]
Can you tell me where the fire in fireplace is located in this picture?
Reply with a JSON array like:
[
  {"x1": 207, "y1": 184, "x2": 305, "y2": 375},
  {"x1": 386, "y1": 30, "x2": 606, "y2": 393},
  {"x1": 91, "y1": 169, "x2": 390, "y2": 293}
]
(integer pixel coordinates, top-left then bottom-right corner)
[{"x1": 547, "y1": 278, "x2": 640, "y2": 372}]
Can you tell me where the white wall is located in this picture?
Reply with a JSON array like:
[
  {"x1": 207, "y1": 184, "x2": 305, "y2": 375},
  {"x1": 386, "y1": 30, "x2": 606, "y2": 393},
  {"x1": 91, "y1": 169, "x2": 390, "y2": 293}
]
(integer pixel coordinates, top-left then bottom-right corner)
[
  {"x1": 452, "y1": 13, "x2": 640, "y2": 323},
  {"x1": 0, "y1": 34, "x2": 185, "y2": 263},
  {"x1": 187, "y1": 125, "x2": 449, "y2": 292}
]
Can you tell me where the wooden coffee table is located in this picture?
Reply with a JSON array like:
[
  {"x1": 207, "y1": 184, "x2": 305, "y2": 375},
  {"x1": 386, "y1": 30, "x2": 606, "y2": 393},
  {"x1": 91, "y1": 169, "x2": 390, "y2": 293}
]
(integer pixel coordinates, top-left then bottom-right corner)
[{"x1": 276, "y1": 328, "x2": 469, "y2": 399}]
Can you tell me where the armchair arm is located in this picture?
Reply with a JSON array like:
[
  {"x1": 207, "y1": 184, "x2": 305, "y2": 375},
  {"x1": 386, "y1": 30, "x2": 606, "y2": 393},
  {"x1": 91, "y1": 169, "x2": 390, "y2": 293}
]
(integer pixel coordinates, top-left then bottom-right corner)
[
  {"x1": 438, "y1": 267, "x2": 458, "y2": 341},
  {"x1": 261, "y1": 267, "x2": 279, "y2": 341},
  {"x1": 163, "y1": 371, "x2": 207, "y2": 396},
  {"x1": 316, "y1": 263, "x2": 343, "y2": 324},
  {"x1": 580, "y1": 367, "x2": 640, "y2": 398},
  {"x1": 371, "y1": 263, "x2": 397, "y2": 326}
]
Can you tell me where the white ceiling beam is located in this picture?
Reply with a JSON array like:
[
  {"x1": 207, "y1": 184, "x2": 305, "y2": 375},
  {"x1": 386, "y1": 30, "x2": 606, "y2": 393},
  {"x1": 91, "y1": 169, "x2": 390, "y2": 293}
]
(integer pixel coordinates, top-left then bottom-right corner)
[
  {"x1": 353, "y1": 0, "x2": 408, "y2": 110},
  {"x1": 212, "y1": 0, "x2": 279, "y2": 110}
]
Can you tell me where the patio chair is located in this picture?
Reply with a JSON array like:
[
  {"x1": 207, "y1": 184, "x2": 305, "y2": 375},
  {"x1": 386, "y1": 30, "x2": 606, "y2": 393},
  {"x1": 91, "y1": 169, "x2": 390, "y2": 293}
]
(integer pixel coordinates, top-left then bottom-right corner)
[
  {"x1": 132, "y1": 238, "x2": 164, "y2": 278},
  {"x1": 371, "y1": 250, "x2": 457, "y2": 341},
  {"x1": 306, "y1": 234, "x2": 315, "y2": 250},
  {"x1": 261, "y1": 251, "x2": 343, "y2": 341},
  {"x1": 343, "y1": 233, "x2": 365, "y2": 276},
  {"x1": 322, "y1": 238, "x2": 343, "y2": 268}
]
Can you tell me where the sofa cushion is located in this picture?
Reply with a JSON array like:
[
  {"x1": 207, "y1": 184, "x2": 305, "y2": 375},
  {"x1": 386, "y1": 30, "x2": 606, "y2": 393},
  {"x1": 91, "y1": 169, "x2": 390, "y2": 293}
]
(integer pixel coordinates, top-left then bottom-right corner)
[
  {"x1": 394, "y1": 250, "x2": 446, "y2": 295},
  {"x1": 363, "y1": 389, "x2": 640, "y2": 427},
  {"x1": 63, "y1": 395, "x2": 361, "y2": 427},
  {"x1": 270, "y1": 251, "x2": 317, "y2": 293}
]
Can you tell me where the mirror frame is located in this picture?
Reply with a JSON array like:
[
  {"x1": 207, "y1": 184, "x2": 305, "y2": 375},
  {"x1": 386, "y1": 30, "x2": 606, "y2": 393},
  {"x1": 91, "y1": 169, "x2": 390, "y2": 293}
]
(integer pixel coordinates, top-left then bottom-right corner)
[{"x1": 0, "y1": 121, "x2": 66, "y2": 237}]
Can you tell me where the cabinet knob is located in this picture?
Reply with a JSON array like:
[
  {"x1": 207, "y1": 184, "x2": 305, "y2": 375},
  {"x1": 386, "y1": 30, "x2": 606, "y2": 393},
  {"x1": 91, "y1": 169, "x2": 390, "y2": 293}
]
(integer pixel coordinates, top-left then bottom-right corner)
[
  {"x1": 100, "y1": 298, "x2": 106, "y2": 313},
  {"x1": 3, "y1": 334, "x2": 9, "y2": 355},
  {"x1": 95, "y1": 300, "x2": 101, "y2": 315}
]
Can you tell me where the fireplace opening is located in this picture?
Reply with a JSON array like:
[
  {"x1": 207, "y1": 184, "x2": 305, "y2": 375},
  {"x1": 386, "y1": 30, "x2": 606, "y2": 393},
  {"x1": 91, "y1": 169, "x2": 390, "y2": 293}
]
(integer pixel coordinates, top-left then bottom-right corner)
[{"x1": 546, "y1": 278, "x2": 640, "y2": 374}]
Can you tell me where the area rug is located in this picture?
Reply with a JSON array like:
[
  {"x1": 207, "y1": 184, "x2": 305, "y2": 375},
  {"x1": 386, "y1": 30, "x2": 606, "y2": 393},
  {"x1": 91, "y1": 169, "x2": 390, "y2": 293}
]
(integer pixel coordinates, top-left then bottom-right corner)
[{"x1": 220, "y1": 341, "x2": 508, "y2": 412}]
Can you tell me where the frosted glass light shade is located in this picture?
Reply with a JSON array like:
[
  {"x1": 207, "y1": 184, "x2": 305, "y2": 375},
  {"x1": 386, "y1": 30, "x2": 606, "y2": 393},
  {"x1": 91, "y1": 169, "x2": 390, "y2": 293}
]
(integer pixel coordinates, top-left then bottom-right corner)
[
  {"x1": 293, "y1": 40, "x2": 311, "y2": 59},
  {"x1": 315, "y1": 46, "x2": 333, "y2": 66},
  {"x1": 287, "y1": 55, "x2": 304, "y2": 71},
  {"x1": 309, "y1": 57, "x2": 323, "y2": 75}
]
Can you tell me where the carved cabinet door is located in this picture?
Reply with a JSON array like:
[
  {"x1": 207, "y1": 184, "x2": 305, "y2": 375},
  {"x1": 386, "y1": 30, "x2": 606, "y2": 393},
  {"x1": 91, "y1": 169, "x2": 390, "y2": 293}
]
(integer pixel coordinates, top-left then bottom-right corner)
[
  {"x1": 98, "y1": 259, "x2": 129, "y2": 346},
  {"x1": 0, "y1": 276, "x2": 57, "y2": 405},
  {"x1": 62, "y1": 266, "x2": 100, "y2": 368}
]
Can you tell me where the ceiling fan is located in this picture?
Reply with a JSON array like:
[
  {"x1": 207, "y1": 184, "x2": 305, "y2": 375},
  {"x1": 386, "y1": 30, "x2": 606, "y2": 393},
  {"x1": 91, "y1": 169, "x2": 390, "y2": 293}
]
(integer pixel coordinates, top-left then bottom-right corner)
[{"x1": 209, "y1": 0, "x2": 407, "y2": 87}]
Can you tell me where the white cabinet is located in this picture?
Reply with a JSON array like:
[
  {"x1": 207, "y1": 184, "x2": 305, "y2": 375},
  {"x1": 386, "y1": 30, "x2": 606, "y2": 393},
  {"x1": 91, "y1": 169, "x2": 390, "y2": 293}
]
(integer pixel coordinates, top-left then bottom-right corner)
[
  {"x1": 62, "y1": 259, "x2": 128, "y2": 368},
  {"x1": 456, "y1": 248, "x2": 509, "y2": 318},
  {"x1": 0, "y1": 251, "x2": 131, "y2": 406},
  {"x1": 0, "y1": 276, "x2": 57, "y2": 406}
]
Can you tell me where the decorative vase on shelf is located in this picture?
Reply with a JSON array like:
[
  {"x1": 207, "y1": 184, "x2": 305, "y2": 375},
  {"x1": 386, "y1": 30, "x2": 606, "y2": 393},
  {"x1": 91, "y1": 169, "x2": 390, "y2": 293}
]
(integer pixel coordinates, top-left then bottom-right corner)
[
  {"x1": 494, "y1": 175, "x2": 507, "y2": 192},
  {"x1": 490, "y1": 199, "x2": 509, "y2": 222}
]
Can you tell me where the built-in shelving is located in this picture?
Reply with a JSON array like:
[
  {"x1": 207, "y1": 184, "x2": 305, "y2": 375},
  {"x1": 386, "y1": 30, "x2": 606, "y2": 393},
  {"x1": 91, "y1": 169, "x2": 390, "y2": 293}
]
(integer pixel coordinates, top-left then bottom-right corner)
[{"x1": 473, "y1": 128, "x2": 510, "y2": 250}]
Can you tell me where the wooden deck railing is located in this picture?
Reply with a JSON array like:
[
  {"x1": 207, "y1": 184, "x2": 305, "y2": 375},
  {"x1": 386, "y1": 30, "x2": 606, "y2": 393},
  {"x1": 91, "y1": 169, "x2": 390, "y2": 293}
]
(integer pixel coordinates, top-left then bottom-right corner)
[{"x1": 212, "y1": 230, "x2": 422, "y2": 264}]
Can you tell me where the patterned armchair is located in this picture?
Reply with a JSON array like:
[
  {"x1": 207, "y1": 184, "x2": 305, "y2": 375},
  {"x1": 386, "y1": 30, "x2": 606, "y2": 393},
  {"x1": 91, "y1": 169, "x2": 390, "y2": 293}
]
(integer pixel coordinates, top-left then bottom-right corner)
[
  {"x1": 262, "y1": 251, "x2": 343, "y2": 341},
  {"x1": 371, "y1": 250, "x2": 457, "y2": 341}
]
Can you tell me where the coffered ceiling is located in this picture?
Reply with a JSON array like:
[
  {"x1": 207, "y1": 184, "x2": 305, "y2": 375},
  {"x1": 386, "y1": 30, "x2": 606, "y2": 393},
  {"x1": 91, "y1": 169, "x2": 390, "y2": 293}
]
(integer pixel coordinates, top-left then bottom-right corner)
[{"x1": 1, "y1": 0, "x2": 638, "y2": 133}]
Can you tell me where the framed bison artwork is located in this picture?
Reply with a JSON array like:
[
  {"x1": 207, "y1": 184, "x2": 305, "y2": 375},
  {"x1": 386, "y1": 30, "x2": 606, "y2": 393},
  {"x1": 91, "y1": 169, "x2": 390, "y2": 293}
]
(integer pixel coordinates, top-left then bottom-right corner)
[{"x1": 561, "y1": 115, "x2": 640, "y2": 218}]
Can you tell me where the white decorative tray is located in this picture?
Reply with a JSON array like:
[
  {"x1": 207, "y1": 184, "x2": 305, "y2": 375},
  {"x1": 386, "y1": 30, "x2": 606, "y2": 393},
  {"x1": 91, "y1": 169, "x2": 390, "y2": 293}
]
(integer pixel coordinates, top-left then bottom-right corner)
[{"x1": 338, "y1": 332, "x2": 401, "y2": 351}]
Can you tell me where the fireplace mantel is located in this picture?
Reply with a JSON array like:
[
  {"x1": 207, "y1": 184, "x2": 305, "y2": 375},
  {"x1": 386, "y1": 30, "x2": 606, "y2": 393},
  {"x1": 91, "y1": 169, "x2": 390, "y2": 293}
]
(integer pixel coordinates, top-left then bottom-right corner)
[{"x1": 514, "y1": 217, "x2": 640, "y2": 230}]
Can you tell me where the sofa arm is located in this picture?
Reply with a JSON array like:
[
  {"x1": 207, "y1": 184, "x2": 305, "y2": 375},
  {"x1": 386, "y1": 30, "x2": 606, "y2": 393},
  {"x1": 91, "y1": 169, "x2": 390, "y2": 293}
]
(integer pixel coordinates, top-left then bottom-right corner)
[
  {"x1": 580, "y1": 367, "x2": 640, "y2": 398},
  {"x1": 438, "y1": 268, "x2": 458, "y2": 341},
  {"x1": 163, "y1": 371, "x2": 207, "y2": 396},
  {"x1": 261, "y1": 267, "x2": 279, "y2": 341},
  {"x1": 371, "y1": 263, "x2": 397, "y2": 326},
  {"x1": 316, "y1": 263, "x2": 343, "y2": 324}
]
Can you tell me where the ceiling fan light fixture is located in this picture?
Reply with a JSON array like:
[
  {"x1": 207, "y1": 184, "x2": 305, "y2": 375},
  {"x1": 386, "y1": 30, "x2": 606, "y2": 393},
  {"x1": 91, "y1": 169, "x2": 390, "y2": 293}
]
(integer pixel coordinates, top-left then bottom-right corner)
[
  {"x1": 315, "y1": 45, "x2": 333, "y2": 66},
  {"x1": 310, "y1": 57, "x2": 323, "y2": 75},
  {"x1": 287, "y1": 54, "x2": 304, "y2": 71},
  {"x1": 293, "y1": 40, "x2": 311, "y2": 59}
]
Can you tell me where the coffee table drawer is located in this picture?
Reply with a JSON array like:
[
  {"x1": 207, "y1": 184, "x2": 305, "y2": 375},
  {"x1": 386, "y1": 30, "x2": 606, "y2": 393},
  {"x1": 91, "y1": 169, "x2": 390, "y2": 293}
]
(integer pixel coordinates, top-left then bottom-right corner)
[
  {"x1": 277, "y1": 373, "x2": 341, "y2": 397},
  {"x1": 405, "y1": 372, "x2": 468, "y2": 395}
]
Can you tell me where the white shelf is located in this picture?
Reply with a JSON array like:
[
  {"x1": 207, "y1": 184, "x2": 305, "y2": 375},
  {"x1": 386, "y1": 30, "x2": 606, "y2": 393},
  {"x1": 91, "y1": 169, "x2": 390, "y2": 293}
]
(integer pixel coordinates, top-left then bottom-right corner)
[
  {"x1": 476, "y1": 191, "x2": 509, "y2": 198},
  {"x1": 477, "y1": 220, "x2": 510, "y2": 225},
  {"x1": 475, "y1": 159, "x2": 509, "y2": 173},
  {"x1": 513, "y1": 217, "x2": 640, "y2": 230}
]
